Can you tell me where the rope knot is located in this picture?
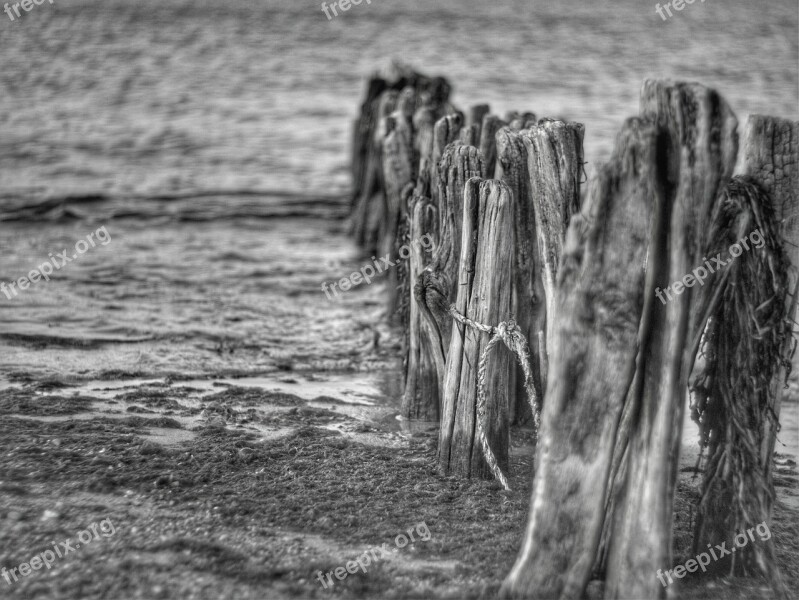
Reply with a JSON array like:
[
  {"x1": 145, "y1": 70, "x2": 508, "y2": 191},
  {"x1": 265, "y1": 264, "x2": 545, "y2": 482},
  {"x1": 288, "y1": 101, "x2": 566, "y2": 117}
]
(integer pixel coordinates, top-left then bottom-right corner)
[
  {"x1": 495, "y1": 320, "x2": 525, "y2": 347},
  {"x1": 446, "y1": 306, "x2": 542, "y2": 491}
]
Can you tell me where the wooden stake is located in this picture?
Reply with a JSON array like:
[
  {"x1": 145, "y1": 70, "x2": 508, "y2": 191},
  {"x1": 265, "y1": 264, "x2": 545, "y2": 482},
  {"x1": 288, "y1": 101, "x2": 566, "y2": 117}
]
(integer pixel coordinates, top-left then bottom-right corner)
[
  {"x1": 604, "y1": 81, "x2": 738, "y2": 600},
  {"x1": 351, "y1": 76, "x2": 387, "y2": 211},
  {"x1": 430, "y1": 114, "x2": 464, "y2": 206},
  {"x1": 350, "y1": 90, "x2": 398, "y2": 251},
  {"x1": 496, "y1": 126, "x2": 544, "y2": 424},
  {"x1": 439, "y1": 178, "x2": 514, "y2": 480},
  {"x1": 381, "y1": 88, "x2": 417, "y2": 312},
  {"x1": 479, "y1": 115, "x2": 507, "y2": 179},
  {"x1": 743, "y1": 116, "x2": 799, "y2": 503},
  {"x1": 501, "y1": 117, "x2": 659, "y2": 599},
  {"x1": 433, "y1": 142, "x2": 484, "y2": 312},
  {"x1": 402, "y1": 191, "x2": 442, "y2": 420},
  {"x1": 521, "y1": 119, "x2": 584, "y2": 378}
]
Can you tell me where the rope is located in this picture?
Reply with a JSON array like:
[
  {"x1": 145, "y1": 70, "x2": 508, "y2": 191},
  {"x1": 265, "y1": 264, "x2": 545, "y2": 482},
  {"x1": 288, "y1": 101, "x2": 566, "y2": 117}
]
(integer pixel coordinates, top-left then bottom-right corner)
[{"x1": 449, "y1": 304, "x2": 540, "y2": 491}]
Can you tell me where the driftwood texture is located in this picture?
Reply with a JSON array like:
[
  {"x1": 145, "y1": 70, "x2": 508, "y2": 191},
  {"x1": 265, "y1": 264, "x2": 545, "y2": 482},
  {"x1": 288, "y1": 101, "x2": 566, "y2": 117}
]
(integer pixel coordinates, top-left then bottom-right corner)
[
  {"x1": 604, "y1": 81, "x2": 738, "y2": 600},
  {"x1": 501, "y1": 117, "x2": 659, "y2": 599},
  {"x1": 439, "y1": 178, "x2": 514, "y2": 479},
  {"x1": 521, "y1": 120, "x2": 584, "y2": 384}
]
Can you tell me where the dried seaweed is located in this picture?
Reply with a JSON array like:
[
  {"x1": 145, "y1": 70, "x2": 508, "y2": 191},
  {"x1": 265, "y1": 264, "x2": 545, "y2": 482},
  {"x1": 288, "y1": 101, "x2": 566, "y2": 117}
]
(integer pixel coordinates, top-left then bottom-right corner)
[{"x1": 690, "y1": 176, "x2": 791, "y2": 585}]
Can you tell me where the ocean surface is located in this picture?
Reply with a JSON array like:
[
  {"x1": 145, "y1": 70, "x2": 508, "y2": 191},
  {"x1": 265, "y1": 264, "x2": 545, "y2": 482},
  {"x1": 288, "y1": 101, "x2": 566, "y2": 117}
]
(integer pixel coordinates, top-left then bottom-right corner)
[{"x1": 0, "y1": 0, "x2": 797, "y2": 387}]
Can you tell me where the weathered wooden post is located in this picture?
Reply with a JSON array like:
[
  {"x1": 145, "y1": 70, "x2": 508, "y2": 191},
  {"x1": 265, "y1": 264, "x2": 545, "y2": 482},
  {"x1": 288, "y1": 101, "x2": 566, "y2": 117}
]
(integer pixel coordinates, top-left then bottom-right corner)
[
  {"x1": 413, "y1": 105, "x2": 436, "y2": 170},
  {"x1": 402, "y1": 190, "x2": 442, "y2": 421},
  {"x1": 432, "y1": 142, "x2": 485, "y2": 307},
  {"x1": 381, "y1": 87, "x2": 417, "y2": 312},
  {"x1": 467, "y1": 104, "x2": 490, "y2": 139},
  {"x1": 412, "y1": 142, "x2": 484, "y2": 395},
  {"x1": 496, "y1": 127, "x2": 543, "y2": 424},
  {"x1": 501, "y1": 117, "x2": 660, "y2": 599},
  {"x1": 351, "y1": 89, "x2": 397, "y2": 250},
  {"x1": 351, "y1": 76, "x2": 387, "y2": 211},
  {"x1": 604, "y1": 81, "x2": 738, "y2": 600},
  {"x1": 689, "y1": 176, "x2": 790, "y2": 584},
  {"x1": 429, "y1": 114, "x2": 463, "y2": 205},
  {"x1": 479, "y1": 114, "x2": 507, "y2": 179},
  {"x1": 459, "y1": 104, "x2": 490, "y2": 146},
  {"x1": 438, "y1": 178, "x2": 514, "y2": 482},
  {"x1": 350, "y1": 68, "x2": 454, "y2": 253},
  {"x1": 689, "y1": 116, "x2": 798, "y2": 583},
  {"x1": 743, "y1": 116, "x2": 799, "y2": 497},
  {"x1": 521, "y1": 120, "x2": 584, "y2": 387}
]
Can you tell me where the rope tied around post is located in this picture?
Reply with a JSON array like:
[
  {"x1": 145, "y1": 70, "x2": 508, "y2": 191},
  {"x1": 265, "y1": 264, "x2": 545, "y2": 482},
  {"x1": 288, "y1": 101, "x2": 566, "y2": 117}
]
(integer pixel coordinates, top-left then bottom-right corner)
[{"x1": 449, "y1": 304, "x2": 541, "y2": 491}]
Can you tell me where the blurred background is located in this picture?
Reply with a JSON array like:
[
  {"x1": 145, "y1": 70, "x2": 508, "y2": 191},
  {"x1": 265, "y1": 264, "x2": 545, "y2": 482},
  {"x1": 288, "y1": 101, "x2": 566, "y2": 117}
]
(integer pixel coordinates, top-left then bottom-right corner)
[{"x1": 1, "y1": 0, "x2": 796, "y2": 199}]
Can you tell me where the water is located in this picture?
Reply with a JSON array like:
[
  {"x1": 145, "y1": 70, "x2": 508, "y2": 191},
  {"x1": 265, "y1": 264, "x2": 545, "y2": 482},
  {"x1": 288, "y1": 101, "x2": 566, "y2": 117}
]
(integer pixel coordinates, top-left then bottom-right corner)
[
  {"x1": 0, "y1": 0, "x2": 797, "y2": 384},
  {"x1": 1, "y1": 0, "x2": 796, "y2": 203}
]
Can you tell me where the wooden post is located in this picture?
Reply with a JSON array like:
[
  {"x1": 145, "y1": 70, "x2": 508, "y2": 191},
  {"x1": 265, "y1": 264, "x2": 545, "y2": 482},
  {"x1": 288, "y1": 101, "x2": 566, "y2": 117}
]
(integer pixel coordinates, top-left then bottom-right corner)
[
  {"x1": 412, "y1": 142, "x2": 484, "y2": 366},
  {"x1": 350, "y1": 89, "x2": 398, "y2": 251},
  {"x1": 401, "y1": 115, "x2": 467, "y2": 423},
  {"x1": 439, "y1": 178, "x2": 514, "y2": 480},
  {"x1": 467, "y1": 104, "x2": 490, "y2": 139},
  {"x1": 479, "y1": 115, "x2": 507, "y2": 179},
  {"x1": 521, "y1": 120, "x2": 584, "y2": 383},
  {"x1": 604, "y1": 81, "x2": 738, "y2": 600},
  {"x1": 687, "y1": 116, "x2": 798, "y2": 583},
  {"x1": 687, "y1": 176, "x2": 790, "y2": 586},
  {"x1": 742, "y1": 116, "x2": 799, "y2": 500},
  {"x1": 351, "y1": 76, "x2": 387, "y2": 211},
  {"x1": 381, "y1": 88, "x2": 417, "y2": 312},
  {"x1": 496, "y1": 127, "x2": 544, "y2": 424},
  {"x1": 350, "y1": 69, "x2": 454, "y2": 251},
  {"x1": 430, "y1": 114, "x2": 463, "y2": 205},
  {"x1": 432, "y1": 142, "x2": 485, "y2": 311},
  {"x1": 501, "y1": 117, "x2": 660, "y2": 599},
  {"x1": 402, "y1": 191, "x2": 442, "y2": 421},
  {"x1": 413, "y1": 105, "x2": 436, "y2": 170}
]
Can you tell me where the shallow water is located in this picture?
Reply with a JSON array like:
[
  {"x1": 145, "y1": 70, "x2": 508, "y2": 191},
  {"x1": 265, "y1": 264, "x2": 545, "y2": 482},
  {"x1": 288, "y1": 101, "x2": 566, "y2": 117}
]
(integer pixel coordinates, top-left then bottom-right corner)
[
  {"x1": 1, "y1": 0, "x2": 796, "y2": 203},
  {"x1": 0, "y1": 207, "x2": 403, "y2": 380}
]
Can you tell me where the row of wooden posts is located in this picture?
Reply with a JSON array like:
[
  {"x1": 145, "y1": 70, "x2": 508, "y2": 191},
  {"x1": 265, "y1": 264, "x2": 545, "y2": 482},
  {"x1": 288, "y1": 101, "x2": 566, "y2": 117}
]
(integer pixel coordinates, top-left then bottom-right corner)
[{"x1": 349, "y1": 64, "x2": 798, "y2": 599}]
